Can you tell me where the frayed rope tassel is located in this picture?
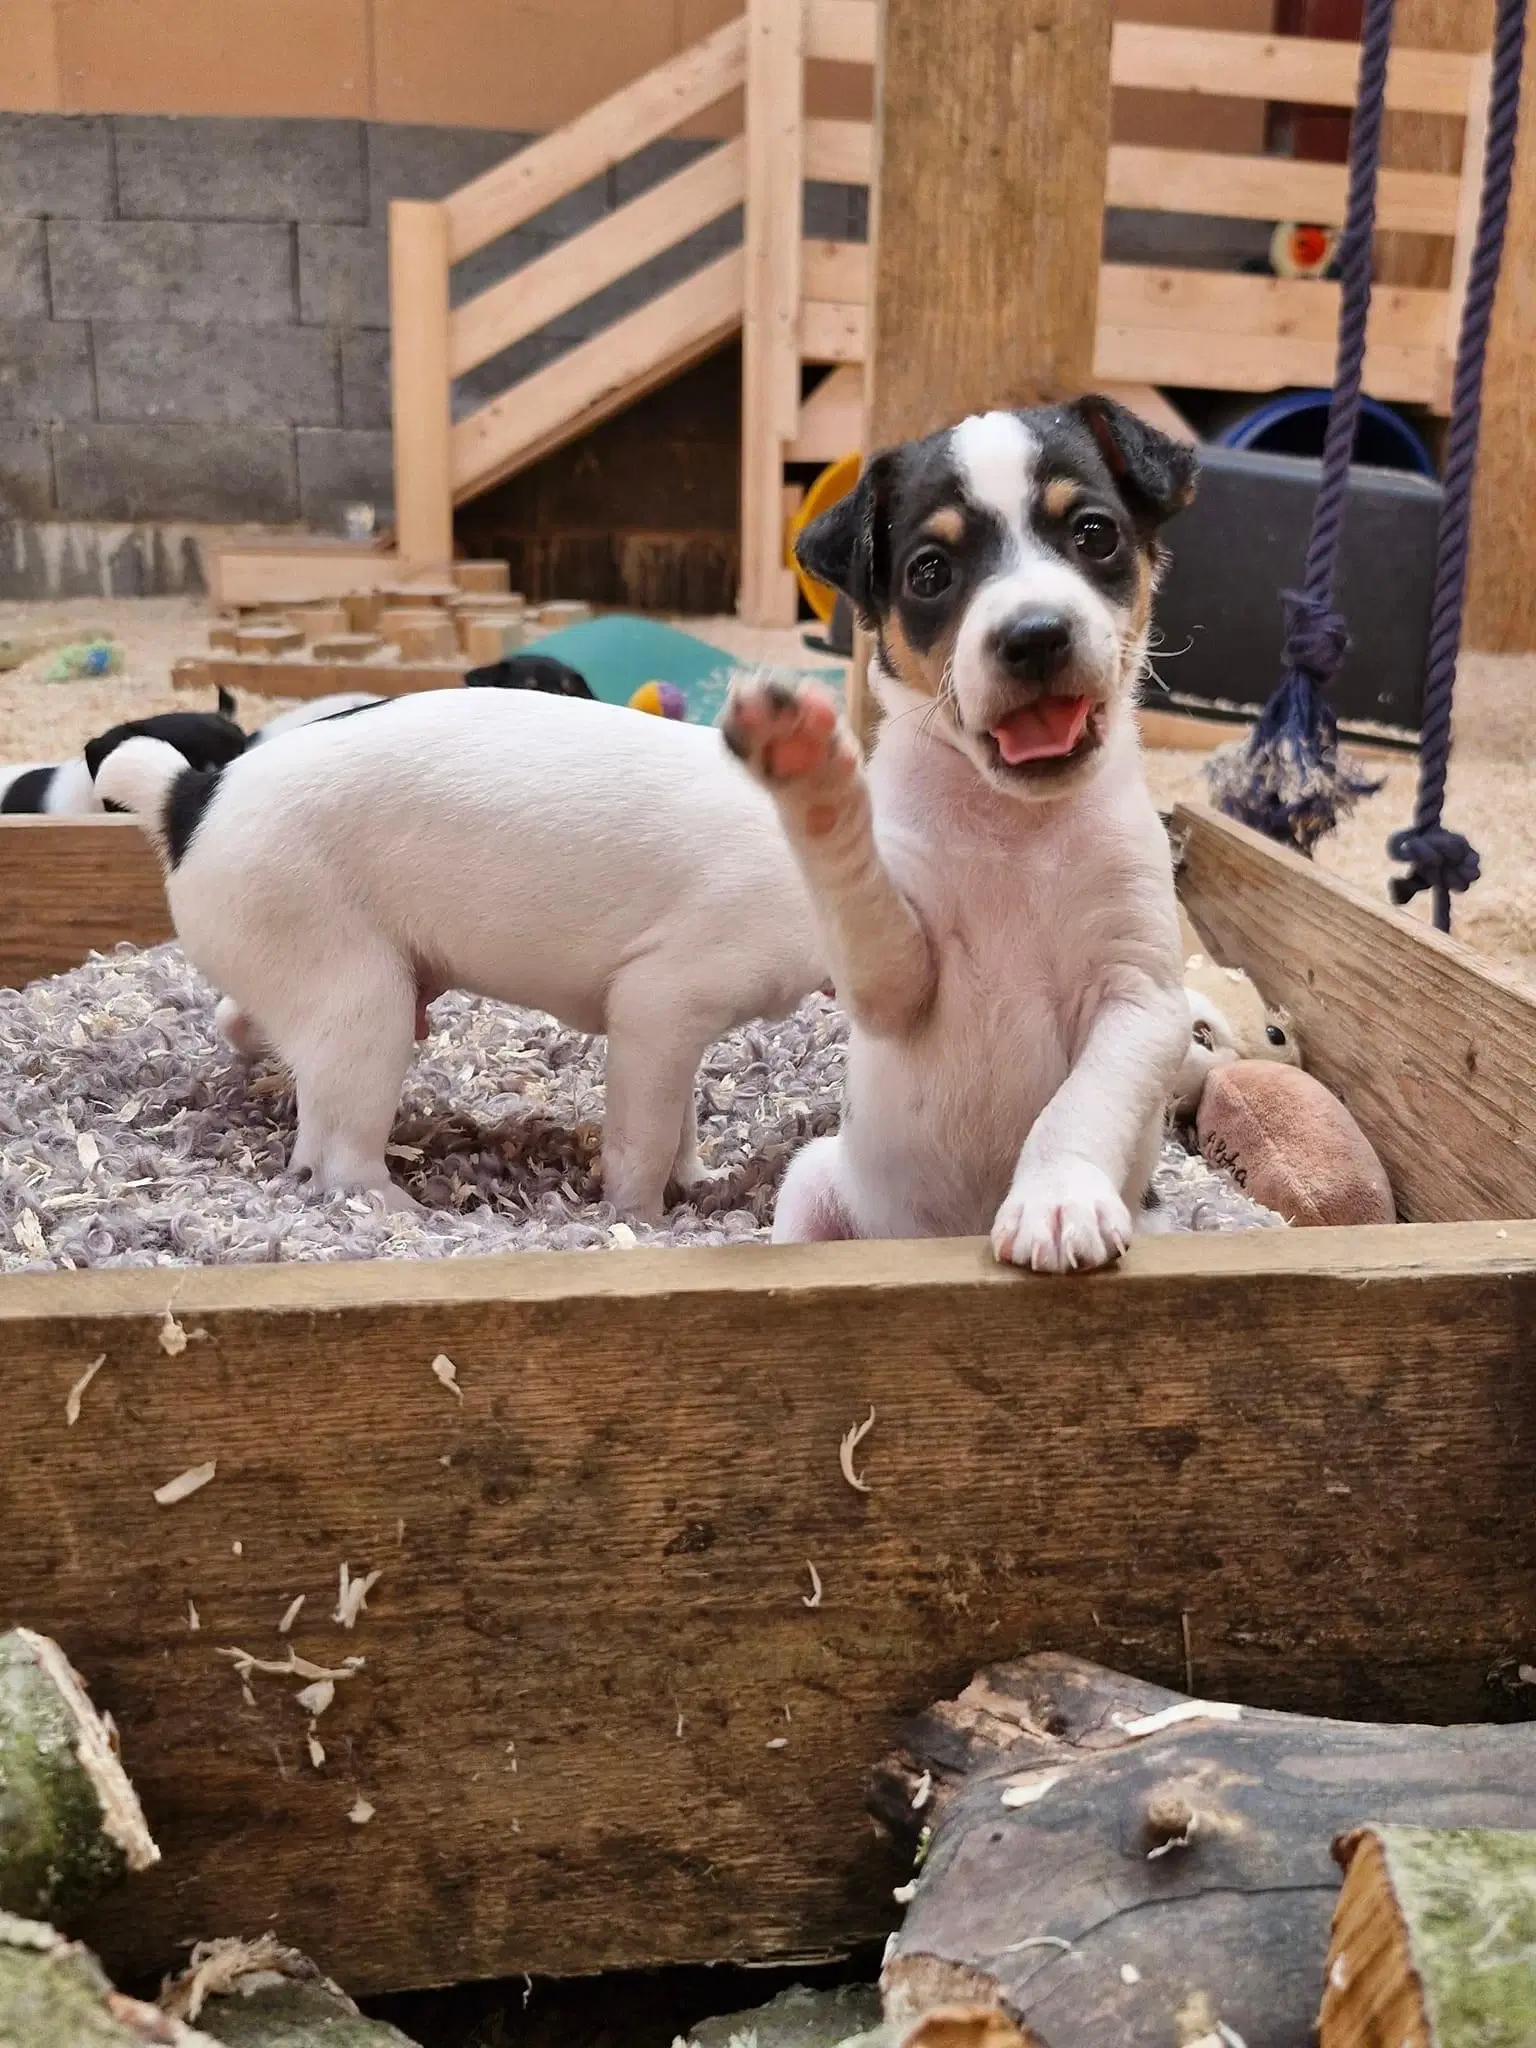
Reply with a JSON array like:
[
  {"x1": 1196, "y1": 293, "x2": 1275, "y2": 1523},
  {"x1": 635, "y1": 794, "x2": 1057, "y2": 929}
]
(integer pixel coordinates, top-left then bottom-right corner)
[{"x1": 1205, "y1": 590, "x2": 1382, "y2": 858}]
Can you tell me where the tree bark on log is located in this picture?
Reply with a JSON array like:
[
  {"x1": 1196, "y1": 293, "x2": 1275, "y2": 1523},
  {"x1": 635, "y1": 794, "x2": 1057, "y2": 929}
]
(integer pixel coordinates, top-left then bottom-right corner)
[
  {"x1": 869, "y1": 1654, "x2": 1536, "y2": 2048},
  {"x1": 0, "y1": 1628, "x2": 159, "y2": 1923},
  {"x1": 162, "y1": 1938, "x2": 421, "y2": 2046},
  {"x1": 1320, "y1": 1825, "x2": 1536, "y2": 2047},
  {"x1": 0, "y1": 1912, "x2": 212, "y2": 2045}
]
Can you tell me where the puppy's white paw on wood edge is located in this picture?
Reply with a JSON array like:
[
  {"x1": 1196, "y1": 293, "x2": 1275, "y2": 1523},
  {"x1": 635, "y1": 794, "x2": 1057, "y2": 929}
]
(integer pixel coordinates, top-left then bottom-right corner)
[
  {"x1": 991, "y1": 1161, "x2": 1133, "y2": 1273},
  {"x1": 721, "y1": 674, "x2": 856, "y2": 797}
]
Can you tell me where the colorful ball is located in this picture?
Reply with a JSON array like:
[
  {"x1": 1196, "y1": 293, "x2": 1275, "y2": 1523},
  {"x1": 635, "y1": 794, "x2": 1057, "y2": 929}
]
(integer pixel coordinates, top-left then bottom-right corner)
[{"x1": 628, "y1": 680, "x2": 688, "y2": 720}]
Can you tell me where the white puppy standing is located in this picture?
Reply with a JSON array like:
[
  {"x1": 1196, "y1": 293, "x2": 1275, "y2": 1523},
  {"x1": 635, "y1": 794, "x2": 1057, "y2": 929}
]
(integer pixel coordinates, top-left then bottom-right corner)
[
  {"x1": 98, "y1": 691, "x2": 826, "y2": 1217},
  {"x1": 722, "y1": 395, "x2": 1197, "y2": 1272}
]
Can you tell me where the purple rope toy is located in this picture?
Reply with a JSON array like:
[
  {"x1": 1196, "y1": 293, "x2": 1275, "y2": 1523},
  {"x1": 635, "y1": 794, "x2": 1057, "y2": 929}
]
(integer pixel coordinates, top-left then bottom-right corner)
[{"x1": 1208, "y1": 0, "x2": 1528, "y2": 935}]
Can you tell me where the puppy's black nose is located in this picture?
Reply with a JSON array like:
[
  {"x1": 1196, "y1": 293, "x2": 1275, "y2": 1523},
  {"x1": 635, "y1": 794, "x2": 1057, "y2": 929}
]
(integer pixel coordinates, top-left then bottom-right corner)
[{"x1": 995, "y1": 609, "x2": 1072, "y2": 683}]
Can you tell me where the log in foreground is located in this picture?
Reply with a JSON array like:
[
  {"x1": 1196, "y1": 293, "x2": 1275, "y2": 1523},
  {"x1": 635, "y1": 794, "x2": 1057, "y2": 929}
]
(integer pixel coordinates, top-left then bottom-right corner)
[
  {"x1": 163, "y1": 1937, "x2": 420, "y2": 2046},
  {"x1": 0, "y1": 1913, "x2": 212, "y2": 2045},
  {"x1": 871, "y1": 1655, "x2": 1536, "y2": 2048},
  {"x1": 1320, "y1": 1825, "x2": 1536, "y2": 2048},
  {"x1": 0, "y1": 1628, "x2": 159, "y2": 1922}
]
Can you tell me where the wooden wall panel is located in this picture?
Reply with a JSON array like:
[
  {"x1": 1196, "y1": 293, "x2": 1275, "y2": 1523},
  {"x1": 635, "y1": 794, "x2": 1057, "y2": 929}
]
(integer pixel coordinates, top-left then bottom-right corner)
[
  {"x1": 55, "y1": 0, "x2": 372, "y2": 117},
  {"x1": 1112, "y1": 0, "x2": 1272, "y2": 157},
  {"x1": 375, "y1": 0, "x2": 676, "y2": 130},
  {"x1": 0, "y1": 0, "x2": 60, "y2": 112},
  {"x1": 1379, "y1": 0, "x2": 1493, "y2": 287}
]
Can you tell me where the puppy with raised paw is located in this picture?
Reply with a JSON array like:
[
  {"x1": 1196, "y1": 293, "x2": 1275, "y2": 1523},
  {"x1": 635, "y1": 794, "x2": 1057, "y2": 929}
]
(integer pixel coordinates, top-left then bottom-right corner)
[{"x1": 722, "y1": 396, "x2": 1197, "y2": 1272}]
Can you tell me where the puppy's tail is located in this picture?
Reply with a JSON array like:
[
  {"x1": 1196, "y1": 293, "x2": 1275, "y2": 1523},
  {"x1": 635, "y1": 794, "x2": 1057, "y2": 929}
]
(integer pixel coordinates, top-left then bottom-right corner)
[{"x1": 94, "y1": 736, "x2": 213, "y2": 866}]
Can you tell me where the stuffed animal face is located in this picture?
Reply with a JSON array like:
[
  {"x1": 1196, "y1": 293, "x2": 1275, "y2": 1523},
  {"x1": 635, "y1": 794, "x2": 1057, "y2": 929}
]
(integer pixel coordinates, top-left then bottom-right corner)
[{"x1": 1171, "y1": 955, "x2": 1302, "y2": 1120}]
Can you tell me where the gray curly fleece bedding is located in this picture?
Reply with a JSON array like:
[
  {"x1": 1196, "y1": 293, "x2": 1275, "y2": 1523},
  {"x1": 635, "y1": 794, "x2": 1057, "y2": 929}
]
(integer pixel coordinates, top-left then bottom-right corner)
[{"x1": 0, "y1": 943, "x2": 1281, "y2": 1274}]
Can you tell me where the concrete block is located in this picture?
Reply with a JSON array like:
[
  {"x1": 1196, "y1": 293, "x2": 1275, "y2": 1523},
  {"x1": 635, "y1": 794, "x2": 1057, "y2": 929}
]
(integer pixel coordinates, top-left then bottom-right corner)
[
  {"x1": 0, "y1": 114, "x2": 114, "y2": 218},
  {"x1": 1104, "y1": 208, "x2": 1272, "y2": 272},
  {"x1": 574, "y1": 208, "x2": 742, "y2": 332},
  {"x1": 340, "y1": 329, "x2": 390, "y2": 428},
  {"x1": 115, "y1": 116, "x2": 367, "y2": 224},
  {"x1": 94, "y1": 322, "x2": 340, "y2": 426},
  {"x1": 299, "y1": 223, "x2": 387, "y2": 329},
  {"x1": 0, "y1": 221, "x2": 47, "y2": 319},
  {"x1": 804, "y1": 181, "x2": 866, "y2": 242},
  {"x1": 365, "y1": 122, "x2": 534, "y2": 217},
  {"x1": 296, "y1": 426, "x2": 393, "y2": 528},
  {"x1": 54, "y1": 423, "x2": 299, "y2": 523},
  {"x1": 453, "y1": 331, "x2": 570, "y2": 417},
  {"x1": 48, "y1": 221, "x2": 297, "y2": 324},
  {"x1": 452, "y1": 224, "x2": 556, "y2": 312},
  {"x1": 0, "y1": 426, "x2": 54, "y2": 518},
  {"x1": 0, "y1": 321, "x2": 94, "y2": 422}
]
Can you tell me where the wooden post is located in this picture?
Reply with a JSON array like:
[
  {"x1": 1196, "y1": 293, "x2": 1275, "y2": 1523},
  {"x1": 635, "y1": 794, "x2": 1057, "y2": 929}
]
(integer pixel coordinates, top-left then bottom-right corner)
[
  {"x1": 738, "y1": 0, "x2": 805, "y2": 627},
  {"x1": 851, "y1": 0, "x2": 1114, "y2": 744},
  {"x1": 865, "y1": 0, "x2": 1113, "y2": 446},
  {"x1": 389, "y1": 199, "x2": 454, "y2": 572},
  {"x1": 1466, "y1": 14, "x2": 1536, "y2": 650}
]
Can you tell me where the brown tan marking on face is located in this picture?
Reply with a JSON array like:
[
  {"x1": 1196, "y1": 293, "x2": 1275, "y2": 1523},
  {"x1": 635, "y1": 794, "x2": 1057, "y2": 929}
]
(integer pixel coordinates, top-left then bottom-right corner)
[
  {"x1": 881, "y1": 610, "x2": 961, "y2": 701},
  {"x1": 1040, "y1": 477, "x2": 1078, "y2": 520},
  {"x1": 1120, "y1": 548, "x2": 1155, "y2": 686},
  {"x1": 920, "y1": 505, "x2": 965, "y2": 545}
]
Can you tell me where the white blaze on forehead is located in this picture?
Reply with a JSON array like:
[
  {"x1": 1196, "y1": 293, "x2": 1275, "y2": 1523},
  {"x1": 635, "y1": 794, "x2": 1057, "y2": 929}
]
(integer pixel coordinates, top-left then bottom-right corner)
[{"x1": 950, "y1": 411, "x2": 1040, "y2": 559}]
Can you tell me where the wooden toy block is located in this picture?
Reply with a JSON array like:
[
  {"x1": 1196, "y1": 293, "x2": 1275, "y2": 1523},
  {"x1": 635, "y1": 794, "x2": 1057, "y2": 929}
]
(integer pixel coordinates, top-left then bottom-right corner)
[
  {"x1": 285, "y1": 604, "x2": 350, "y2": 641},
  {"x1": 310, "y1": 633, "x2": 384, "y2": 661},
  {"x1": 451, "y1": 560, "x2": 513, "y2": 595},
  {"x1": 233, "y1": 624, "x2": 305, "y2": 657},
  {"x1": 459, "y1": 616, "x2": 524, "y2": 664},
  {"x1": 343, "y1": 591, "x2": 388, "y2": 634},
  {"x1": 378, "y1": 608, "x2": 460, "y2": 661}
]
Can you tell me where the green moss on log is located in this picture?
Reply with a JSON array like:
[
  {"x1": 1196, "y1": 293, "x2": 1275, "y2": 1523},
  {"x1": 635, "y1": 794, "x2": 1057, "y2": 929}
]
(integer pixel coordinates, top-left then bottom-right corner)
[
  {"x1": 0, "y1": 1629, "x2": 159, "y2": 1923},
  {"x1": 0, "y1": 1913, "x2": 212, "y2": 2045},
  {"x1": 1373, "y1": 1825, "x2": 1536, "y2": 2047},
  {"x1": 164, "y1": 1939, "x2": 420, "y2": 2047}
]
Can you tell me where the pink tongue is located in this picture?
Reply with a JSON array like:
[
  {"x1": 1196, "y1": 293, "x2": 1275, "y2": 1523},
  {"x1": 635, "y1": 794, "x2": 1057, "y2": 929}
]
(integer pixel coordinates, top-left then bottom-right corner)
[{"x1": 991, "y1": 695, "x2": 1093, "y2": 765}]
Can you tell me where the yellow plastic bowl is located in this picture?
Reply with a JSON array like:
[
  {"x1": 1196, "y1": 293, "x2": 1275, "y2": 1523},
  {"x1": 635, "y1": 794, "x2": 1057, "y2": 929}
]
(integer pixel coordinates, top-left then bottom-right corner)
[{"x1": 787, "y1": 450, "x2": 861, "y2": 624}]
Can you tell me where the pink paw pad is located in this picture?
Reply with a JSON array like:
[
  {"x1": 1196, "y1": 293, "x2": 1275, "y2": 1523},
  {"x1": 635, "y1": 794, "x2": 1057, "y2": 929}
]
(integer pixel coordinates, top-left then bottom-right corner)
[{"x1": 723, "y1": 678, "x2": 849, "y2": 785}]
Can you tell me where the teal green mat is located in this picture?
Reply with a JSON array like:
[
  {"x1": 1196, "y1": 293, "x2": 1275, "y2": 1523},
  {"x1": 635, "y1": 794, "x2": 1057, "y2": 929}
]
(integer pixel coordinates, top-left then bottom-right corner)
[{"x1": 522, "y1": 614, "x2": 843, "y2": 725}]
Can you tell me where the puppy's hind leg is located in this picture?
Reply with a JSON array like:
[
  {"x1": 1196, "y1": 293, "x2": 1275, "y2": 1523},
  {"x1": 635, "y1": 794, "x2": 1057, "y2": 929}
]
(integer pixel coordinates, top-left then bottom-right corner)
[
  {"x1": 773, "y1": 1135, "x2": 858, "y2": 1243},
  {"x1": 282, "y1": 950, "x2": 419, "y2": 1213},
  {"x1": 602, "y1": 969, "x2": 712, "y2": 1223}
]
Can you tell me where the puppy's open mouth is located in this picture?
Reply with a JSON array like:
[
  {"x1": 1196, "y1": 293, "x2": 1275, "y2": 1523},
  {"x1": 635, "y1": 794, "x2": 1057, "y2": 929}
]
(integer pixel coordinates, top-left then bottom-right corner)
[{"x1": 984, "y1": 695, "x2": 1105, "y2": 776}]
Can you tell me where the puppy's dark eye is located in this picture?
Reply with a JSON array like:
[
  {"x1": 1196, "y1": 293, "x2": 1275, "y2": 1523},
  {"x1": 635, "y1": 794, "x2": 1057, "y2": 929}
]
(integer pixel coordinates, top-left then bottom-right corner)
[
  {"x1": 1072, "y1": 513, "x2": 1120, "y2": 561},
  {"x1": 1266, "y1": 1023, "x2": 1288, "y2": 1047},
  {"x1": 905, "y1": 548, "x2": 953, "y2": 599}
]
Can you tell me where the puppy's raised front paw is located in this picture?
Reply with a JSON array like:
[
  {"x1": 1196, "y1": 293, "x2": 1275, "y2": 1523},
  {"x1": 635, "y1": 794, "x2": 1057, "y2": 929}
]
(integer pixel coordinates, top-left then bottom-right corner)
[
  {"x1": 991, "y1": 1162, "x2": 1133, "y2": 1274},
  {"x1": 721, "y1": 674, "x2": 855, "y2": 792}
]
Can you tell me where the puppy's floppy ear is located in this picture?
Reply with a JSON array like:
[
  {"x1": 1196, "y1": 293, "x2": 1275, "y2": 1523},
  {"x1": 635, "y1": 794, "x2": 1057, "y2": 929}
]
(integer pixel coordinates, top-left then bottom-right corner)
[
  {"x1": 83, "y1": 724, "x2": 131, "y2": 782},
  {"x1": 1073, "y1": 394, "x2": 1198, "y2": 526},
  {"x1": 793, "y1": 451, "x2": 898, "y2": 620}
]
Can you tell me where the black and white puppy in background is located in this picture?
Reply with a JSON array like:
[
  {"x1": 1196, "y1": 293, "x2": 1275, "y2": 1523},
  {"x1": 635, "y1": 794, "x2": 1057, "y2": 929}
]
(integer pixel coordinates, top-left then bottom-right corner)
[
  {"x1": 1, "y1": 704, "x2": 247, "y2": 815},
  {"x1": 722, "y1": 395, "x2": 1198, "y2": 1273},
  {"x1": 247, "y1": 653, "x2": 597, "y2": 748}
]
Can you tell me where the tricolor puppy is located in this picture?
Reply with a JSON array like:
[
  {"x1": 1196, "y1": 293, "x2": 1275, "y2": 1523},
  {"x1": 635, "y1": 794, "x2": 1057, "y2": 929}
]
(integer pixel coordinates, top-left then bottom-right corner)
[
  {"x1": 96, "y1": 690, "x2": 826, "y2": 1217},
  {"x1": 721, "y1": 395, "x2": 1197, "y2": 1272}
]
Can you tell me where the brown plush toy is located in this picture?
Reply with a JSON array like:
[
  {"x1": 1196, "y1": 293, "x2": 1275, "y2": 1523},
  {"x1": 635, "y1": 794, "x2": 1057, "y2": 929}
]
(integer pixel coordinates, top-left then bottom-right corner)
[{"x1": 1197, "y1": 1062, "x2": 1395, "y2": 1227}]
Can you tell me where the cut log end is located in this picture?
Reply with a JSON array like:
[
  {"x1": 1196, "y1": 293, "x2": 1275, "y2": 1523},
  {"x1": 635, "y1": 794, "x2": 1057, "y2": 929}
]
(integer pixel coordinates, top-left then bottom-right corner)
[
  {"x1": 1322, "y1": 1824, "x2": 1536, "y2": 2048},
  {"x1": 0, "y1": 1629, "x2": 159, "y2": 1923},
  {"x1": 162, "y1": 1936, "x2": 420, "y2": 2045},
  {"x1": 0, "y1": 1913, "x2": 214, "y2": 2045}
]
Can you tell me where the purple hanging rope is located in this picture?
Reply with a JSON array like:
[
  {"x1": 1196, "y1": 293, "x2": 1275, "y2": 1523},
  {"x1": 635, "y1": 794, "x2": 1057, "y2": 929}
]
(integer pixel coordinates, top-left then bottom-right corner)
[
  {"x1": 1206, "y1": 0, "x2": 1396, "y2": 853},
  {"x1": 1389, "y1": 0, "x2": 1527, "y2": 932}
]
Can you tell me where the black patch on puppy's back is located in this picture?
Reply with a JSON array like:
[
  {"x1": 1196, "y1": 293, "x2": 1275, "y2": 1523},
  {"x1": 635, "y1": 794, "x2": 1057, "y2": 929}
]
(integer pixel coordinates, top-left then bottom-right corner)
[
  {"x1": 0, "y1": 765, "x2": 56, "y2": 814},
  {"x1": 84, "y1": 710, "x2": 247, "y2": 783},
  {"x1": 165, "y1": 764, "x2": 226, "y2": 869}
]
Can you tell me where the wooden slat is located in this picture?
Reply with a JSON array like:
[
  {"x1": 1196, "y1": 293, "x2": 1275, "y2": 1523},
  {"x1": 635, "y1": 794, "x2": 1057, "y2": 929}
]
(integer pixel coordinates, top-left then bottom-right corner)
[
  {"x1": 1099, "y1": 263, "x2": 1446, "y2": 345},
  {"x1": 789, "y1": 362, "x2": 864, "y2": 462},
  {"x1": 806, "y1": 0, "x2": 878, "y2": 66},
  {"x1": 1107, "y1": 144, "x2": 1462, "y2": 235},
  {"x1": 739, "y1": 0, "x2": 805, "y2": 626},
  {"x1": 1094, "y1": 325, "x2": 1439, "y2": 402},
  {"x1": 801, "y1": 235, "x2": 868, "y2": 302},
  {"x1": 443, "y1": 16, "x2": 749, "y2": 262},
  {"x1": 1438, "y1": 49, "x2": 1492, "y2": 410},
  {"x1": 208, "y1": 544, "x2": 399, "y2": 610},
  {"x1": 1110, "y1": 22, "x2": 1476, "y2": 116},
  {"x1": 449, "y1": 137, "x2": 747, "y2": 378},
  {"x1": 803, "y1": 115, "x2": 873, "y2": 184},
  {"x1": 173, "y1": 656, "x2": 465, "y2": 703},
  {"x1": 800, "y1": 297, "x2": 867, "y2": 363},
  {"x1": 451, "y1": 249, "x2": 745, "y2": 503},
  {"x1": 0, "y1": 818, "x2": 169, "y2": 988},
  {"x1": 1174, "y1": 803, "x2": 1536, "y2": 1225},
  {"x1": 389, "y1": 199, "x2": 454, "y2": 570},
  {"x1": 0, "y1": 1223, "x2": 1529, "y2": 1994}
]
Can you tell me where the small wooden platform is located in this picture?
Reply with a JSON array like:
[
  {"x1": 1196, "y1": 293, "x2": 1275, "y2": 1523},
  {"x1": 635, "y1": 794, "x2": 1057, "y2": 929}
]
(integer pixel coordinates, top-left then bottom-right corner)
[
  {"x1": 0, "y1": 803, "x2": 1533, "y2": 1998},
  {"x1": 174, "y1": 656, "x2": 468, "y2": 702}
]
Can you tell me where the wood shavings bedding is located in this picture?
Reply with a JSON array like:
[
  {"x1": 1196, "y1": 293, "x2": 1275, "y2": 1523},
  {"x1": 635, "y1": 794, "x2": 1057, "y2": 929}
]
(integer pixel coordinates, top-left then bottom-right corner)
[{"x1": 0, "y1": 942, "x2": 1281, "y2": 1273}]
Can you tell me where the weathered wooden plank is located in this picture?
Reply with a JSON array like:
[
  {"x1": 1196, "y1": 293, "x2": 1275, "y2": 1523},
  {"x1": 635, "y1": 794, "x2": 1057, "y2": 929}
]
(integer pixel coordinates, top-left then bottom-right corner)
[
  {"x1": 0, "y1": 818, "x2": 169, "y2": 990},
  {"x1": 1110, "y1": 22, "x2": 1476, "y2": 113},
  {"x1": 1174, "y1": 802, "x2": 1536, "y2": 1224},
  {"x1": 173, "y1": 656, "x2": 465, "y2": 702},
  {"x1": 1107, "y1": 145, "x2": 1461, "y2": 236},
  {"x1": 867, "y1": 0, "x2": 1110, "y2": 443},
  {"x1": 388, "y1": 199, "x2": 454, "y2": 571},
  {"x1": 0, "y1": 1223, "x2": 1532, "y2": 1996}
]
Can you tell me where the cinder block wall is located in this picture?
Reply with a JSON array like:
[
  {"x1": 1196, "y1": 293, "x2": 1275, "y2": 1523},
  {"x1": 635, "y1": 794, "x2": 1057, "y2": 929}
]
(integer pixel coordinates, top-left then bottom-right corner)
[{"x1": 0, "y1": 111, "x2": 864, "y2": 545}]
